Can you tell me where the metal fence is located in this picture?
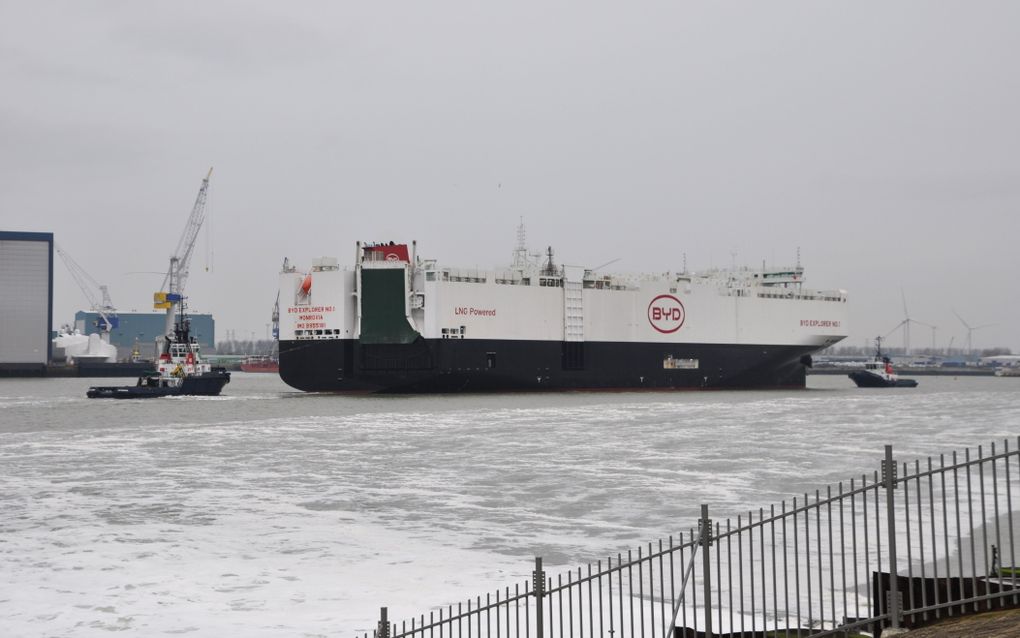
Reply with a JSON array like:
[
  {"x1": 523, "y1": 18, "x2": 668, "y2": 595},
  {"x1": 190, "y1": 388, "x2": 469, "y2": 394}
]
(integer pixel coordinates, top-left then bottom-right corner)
[{"x1": 365, "y1": 439, "x2": 1020, "y2": 638}]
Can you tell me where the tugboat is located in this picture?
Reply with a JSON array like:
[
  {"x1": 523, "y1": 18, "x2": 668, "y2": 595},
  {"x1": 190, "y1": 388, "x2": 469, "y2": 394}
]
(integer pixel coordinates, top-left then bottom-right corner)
[
  {"x1": 87, "y1": 309, "x2": 230, "y2": 399},
  {"x1": 848, "y1": 338, "x2": 918, "y2": 388}
]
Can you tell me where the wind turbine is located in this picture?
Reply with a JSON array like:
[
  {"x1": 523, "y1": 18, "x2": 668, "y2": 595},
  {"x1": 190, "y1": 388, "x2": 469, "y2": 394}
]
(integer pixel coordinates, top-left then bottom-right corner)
[
  {"x1": 912, "y1": 319, "x2": 936, "y2": 354},
  {"x1": 887, "y1": 290, "x2": 930, "y2": 356},
  {"x1": 927, "y1": 323, "x2": 938, "y2": 352},
  {"x1": 885, "y1": 320, "x2": 908, "y2": 355},
  {"x1": 952, "y1": 309, "x2": 994, "y2": 355}
]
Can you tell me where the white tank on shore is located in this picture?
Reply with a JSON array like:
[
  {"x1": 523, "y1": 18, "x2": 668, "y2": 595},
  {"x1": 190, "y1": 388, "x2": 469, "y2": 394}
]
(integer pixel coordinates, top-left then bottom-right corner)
[{"x1": 52, "y1": 326, "x2": 117, "y2": 363}]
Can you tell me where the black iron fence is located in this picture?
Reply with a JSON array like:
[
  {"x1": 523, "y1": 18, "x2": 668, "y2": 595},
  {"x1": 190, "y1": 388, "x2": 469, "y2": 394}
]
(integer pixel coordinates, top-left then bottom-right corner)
[{"x1": 365, "y1": 439, "x2": 1020, "y2": 638}]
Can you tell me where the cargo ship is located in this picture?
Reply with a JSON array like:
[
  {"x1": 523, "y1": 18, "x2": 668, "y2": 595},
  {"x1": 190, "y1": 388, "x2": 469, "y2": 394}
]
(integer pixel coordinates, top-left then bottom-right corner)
[
  {"x1": 278, "y1": 233, "x2": 848, "y2": 393},
  {"x1": 240, "y1": 355, "x2": 279, "y2": 373}
]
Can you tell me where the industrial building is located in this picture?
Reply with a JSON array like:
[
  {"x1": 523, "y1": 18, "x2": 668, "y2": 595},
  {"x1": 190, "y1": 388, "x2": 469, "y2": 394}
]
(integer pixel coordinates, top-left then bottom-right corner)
[
  {"x1": 0, "y1": 231, "x2": 53, "y2": 375},
  {"x1": 74, "y1": 311, "x2": 216, "y2": 356}
]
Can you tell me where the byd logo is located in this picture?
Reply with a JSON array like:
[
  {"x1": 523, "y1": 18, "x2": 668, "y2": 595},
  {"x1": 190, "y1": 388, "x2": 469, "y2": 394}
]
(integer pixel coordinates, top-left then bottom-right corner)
[{"x1": 647, "y1": 294, "x2": 686, "y2": 334}]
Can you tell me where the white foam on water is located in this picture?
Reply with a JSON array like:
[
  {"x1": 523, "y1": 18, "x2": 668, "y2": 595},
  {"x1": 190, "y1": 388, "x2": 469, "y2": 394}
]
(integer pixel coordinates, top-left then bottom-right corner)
[
  {"x1": 0, "y1": 395, "x2": 79, "y2": 409},
  {"x1": 2, "y1": 375, "x2": 1019, "y2": 635}
]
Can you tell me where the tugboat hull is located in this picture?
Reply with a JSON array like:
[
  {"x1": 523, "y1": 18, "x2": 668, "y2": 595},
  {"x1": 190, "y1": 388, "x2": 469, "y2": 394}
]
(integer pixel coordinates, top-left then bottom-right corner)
[
  {"x1": 848, "y1": 371, "x2": 918, "y2": 388},
  {"x1": 87, "y1": 371, "x2": 231, "y2": 399}
]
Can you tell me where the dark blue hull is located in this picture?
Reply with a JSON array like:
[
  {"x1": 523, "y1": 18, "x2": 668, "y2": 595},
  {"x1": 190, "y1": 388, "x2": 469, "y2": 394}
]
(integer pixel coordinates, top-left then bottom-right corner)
[
  {"x1": 87, "y1": 370, "x2": 231, "y2": 399},
  {"x1": 279, "y1": 338, "x2": 818, "y2": 393},
  {"x1": 848, "y1": 371, "x2": 918, "y2": 388}
]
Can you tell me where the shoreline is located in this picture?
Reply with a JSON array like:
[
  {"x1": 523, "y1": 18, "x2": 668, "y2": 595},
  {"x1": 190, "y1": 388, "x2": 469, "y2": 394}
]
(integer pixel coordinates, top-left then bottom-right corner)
[{"x1": 810, "y1": 367, "x2": 998, "y2": 376}]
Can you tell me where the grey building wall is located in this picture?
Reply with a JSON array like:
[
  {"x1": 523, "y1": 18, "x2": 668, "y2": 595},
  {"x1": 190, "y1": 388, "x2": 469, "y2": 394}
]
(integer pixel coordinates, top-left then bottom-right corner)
[
  {"x1": 74, "y1": 311, "x2": 215, "y2": 354},
  {"x1": 0, "y1": 232, "x2": 53, "y2": 366}
]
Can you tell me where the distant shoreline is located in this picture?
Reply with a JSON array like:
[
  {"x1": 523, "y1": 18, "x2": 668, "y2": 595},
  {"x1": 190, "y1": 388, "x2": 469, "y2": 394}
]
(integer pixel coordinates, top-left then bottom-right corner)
[{"x1": 809, "y1": 367, "x2": 997, "y2": 376}]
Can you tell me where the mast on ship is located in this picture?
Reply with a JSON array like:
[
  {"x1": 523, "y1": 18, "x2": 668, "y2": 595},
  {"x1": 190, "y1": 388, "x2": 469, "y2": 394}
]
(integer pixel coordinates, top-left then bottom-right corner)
[
  {"x1": 512, "y1": 217, "x2": 530, "y2": 271},
  {"x1": 542, "y1": 246, "x2": 557, "y2": 276},
  {"x1": 164, "y1": 297, "x2": 194, "y2": 353}
]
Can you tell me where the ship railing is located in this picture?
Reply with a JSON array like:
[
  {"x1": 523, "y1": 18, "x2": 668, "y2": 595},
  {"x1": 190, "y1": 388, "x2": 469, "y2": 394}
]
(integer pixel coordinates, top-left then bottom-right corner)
[
  {"x1": 441, "y1": 269, "x2": 488, "y2": 284},
  {"x1": 756, "y1": 291, "x2": 847, "y2": 302},
  {"x1": 582, "y1": 280, "x2": 631, "y2": 291},
  {"x1": 364, "y1": 439, "x2": 1020, "y2": 638}
]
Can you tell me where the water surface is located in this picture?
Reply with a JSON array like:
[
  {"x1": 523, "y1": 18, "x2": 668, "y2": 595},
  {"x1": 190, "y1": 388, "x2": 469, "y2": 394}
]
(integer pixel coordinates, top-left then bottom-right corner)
[{"x1": 1, "y1": 374, "x2": 1017, "y2": 636}]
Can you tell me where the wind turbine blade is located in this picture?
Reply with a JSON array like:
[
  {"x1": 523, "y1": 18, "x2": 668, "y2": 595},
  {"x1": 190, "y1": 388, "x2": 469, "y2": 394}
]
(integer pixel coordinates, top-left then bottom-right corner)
[
  {"x1": 901, "y1": 288, "x2": 909, "y2": 319},
  {"x1": 952, "y1": 308, "x2": 972, "y2": 330},
  {"x1": 885, "y1": 320, "x2": 907, "y2": 338}
]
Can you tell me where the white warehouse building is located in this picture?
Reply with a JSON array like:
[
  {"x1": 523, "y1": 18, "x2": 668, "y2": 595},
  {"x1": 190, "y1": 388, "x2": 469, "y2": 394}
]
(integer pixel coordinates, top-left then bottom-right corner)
[{"x1": 0, "y1": 231, "x2": 53, "y2": 376}]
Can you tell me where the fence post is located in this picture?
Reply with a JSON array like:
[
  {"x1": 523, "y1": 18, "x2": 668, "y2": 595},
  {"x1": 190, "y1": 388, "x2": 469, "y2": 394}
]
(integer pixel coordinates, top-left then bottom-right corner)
[
  {"x1": 883, "y1": 445, "x2": 902, "y2": 631},
  {"x1": 700, "y1": 504, "x2": 713, "y2": 638},
  {"x1": 533, "y1": 556, "x2": 545, "y2": 638},
  {"x1": 378, "y1": 607, "x2": 390, "y2": 638}
]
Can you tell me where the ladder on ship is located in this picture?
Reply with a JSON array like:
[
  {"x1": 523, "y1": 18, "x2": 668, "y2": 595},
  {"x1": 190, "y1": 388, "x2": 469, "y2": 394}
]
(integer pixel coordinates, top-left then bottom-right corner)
[
  {"x1": 563, "y1": 267, "x2": 584, "y2": 342},
  {"x1": 562, "y1": 267, "x2": 584, "y2": 369}
]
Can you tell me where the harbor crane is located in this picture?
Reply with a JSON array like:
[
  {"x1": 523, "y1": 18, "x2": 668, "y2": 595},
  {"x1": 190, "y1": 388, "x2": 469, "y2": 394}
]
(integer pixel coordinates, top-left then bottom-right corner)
[
  {"x1": 271, "y1": 290, "x2": 280, "y2": 340},
  {"x1": 55, "y1": 243, "x2": 118, "y2": 335},
  {"x1": 270, "y1": 290, "x2": 281, "y2": 358},
  {"x1": 154, "y1": 168, "x2": 213, "y2": 340}
]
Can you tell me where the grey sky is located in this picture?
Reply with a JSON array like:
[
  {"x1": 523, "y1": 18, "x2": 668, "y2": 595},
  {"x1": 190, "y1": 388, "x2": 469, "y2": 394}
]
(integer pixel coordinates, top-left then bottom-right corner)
[{"x1": 2, "y1": 2, "x2": 1018, "y2": 351}]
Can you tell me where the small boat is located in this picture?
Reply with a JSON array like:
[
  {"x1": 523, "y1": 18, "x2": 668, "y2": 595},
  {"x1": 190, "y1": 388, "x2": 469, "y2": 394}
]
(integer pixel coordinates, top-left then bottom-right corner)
[
  {"x1": 87, "y1": 311, "x2": 230, "y2": 399},
  {"x1": 848, "y1": 338, "x2": 918, "y2": 388},
  {"x1": 239, "y1": 355, "x2": 279, "y2": 373}
]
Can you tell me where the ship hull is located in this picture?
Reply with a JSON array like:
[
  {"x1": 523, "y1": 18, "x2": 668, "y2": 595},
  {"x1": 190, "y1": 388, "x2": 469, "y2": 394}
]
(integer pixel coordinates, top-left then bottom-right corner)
[
  {"x1": 279, "y1": 338, "x2": 817, "y2": 393},
  {"x1": 87, "y1": 371, "x2": 231, "y2": 399},
  {"x1": 848, "y1": 371, "x2": 918, "y2": 388}
]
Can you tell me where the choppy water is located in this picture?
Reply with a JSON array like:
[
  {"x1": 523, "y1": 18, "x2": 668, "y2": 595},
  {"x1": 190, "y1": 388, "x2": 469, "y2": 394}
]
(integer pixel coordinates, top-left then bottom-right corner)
[{"x1": 1, "y1": 374, "x2": 1018, "y2": 636}]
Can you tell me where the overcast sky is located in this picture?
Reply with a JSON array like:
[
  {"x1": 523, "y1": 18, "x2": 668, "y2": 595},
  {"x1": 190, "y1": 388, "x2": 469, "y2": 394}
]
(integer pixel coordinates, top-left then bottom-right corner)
[{"x1": 2, "y1": 2, "x2": 1018, "y2": 352}]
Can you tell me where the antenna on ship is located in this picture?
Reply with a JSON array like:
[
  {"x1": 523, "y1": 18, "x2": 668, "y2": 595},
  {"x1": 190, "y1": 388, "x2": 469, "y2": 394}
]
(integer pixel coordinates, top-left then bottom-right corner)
[
  {"x1": 542, "y1": 246, "x2": 557, "y2": 276},
  {"x1": 513, "y1": 217, "x2": 530, "y2": 270},
  {"x1": 591, "y1": 257, "x2": 620, "y2": 272}
]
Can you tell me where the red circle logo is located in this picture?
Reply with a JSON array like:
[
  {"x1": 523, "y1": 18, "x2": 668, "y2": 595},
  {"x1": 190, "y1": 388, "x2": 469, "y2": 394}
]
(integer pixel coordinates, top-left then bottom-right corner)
[{"x1": 647, "y1": 294, "x2": 686, "y2": 334}]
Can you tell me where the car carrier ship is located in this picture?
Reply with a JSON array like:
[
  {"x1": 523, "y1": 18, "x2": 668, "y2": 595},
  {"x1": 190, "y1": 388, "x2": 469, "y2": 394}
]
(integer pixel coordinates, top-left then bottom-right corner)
[{"x1": 278, "y1": 234, "x2": 848, "y2": 393}]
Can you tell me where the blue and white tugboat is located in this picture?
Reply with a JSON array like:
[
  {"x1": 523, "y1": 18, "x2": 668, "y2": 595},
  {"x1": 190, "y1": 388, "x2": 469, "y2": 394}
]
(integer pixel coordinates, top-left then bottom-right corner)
[
  {"x1": 86, "y1": 310, "x2": 230, "y2": 399},
  {"x1": 88, "y1": 170, "x2": 230, "y2": 399},
  {"x1": 848, "y1": 338, "x2": 918, "y2": 388}
]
